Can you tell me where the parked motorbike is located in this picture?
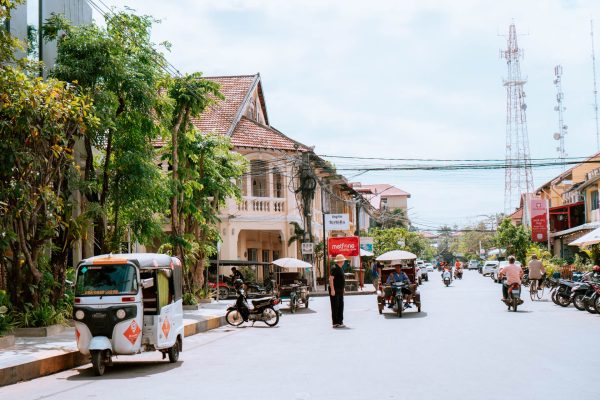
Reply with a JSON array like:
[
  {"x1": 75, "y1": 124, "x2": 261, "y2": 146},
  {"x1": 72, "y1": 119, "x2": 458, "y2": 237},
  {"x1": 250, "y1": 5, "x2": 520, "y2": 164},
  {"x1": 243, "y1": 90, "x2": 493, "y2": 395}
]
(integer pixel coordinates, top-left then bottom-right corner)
[
  {"x1": 554, "y1": 279, "x2": 576, "y2": 307},
  {"x1": 502, "y1": 280, "x2": 523, "y2": 311},
  {"x1": 225, "y1": 288, "x2": 280, "y2": 327},
  {"x1": 571, "y1": 281, "x2": 599, "y2": 314}
]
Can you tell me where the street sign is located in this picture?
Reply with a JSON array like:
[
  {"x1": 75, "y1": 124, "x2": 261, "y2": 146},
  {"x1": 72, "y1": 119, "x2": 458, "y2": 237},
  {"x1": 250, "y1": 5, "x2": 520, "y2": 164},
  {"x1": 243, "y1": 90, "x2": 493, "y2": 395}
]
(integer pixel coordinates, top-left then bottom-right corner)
[
  {"x1": 360, "y1": 237, "x2": 373, "y2": 252},
  {"x1": 301, "y1": 242, "x2": 314, "y2": 255},
  {"x1": 324, "y1": 213, "x2": 350, "y2": 231}
]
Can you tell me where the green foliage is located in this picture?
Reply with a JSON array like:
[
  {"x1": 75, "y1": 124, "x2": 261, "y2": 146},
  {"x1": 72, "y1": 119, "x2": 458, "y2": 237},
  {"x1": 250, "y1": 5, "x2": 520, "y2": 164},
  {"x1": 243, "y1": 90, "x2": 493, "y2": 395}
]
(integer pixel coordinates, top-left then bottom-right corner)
[
  {"x1": 238, "y1": 266, "x2": 256, "y2": 283},
  {"x1": 456, "y1": 222, "x2": 494, "y2": 260},
  {"x1": 494, "y1": 218, "x2": 531, "y2": 264},
  {"x1": 14, "y1": 303, "x2": 65, "y2": 328},
  {"x1": 371, "y1": 227, "x2": 435, "y2": 259},
  {"x1": 182, "y1": 292, "x2": 197, "y2": 306},
  {"x1": 0, "y1": 290, "x2": 16, "y2": 335}
]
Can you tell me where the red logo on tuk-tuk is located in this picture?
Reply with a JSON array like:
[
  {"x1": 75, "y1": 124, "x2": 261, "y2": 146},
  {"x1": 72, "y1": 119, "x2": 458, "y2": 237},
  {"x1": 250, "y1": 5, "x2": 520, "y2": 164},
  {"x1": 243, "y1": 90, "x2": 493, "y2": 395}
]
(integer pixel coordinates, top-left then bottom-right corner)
[
  {"x1": 162, "y1": 318, "x2": 171, "y2": 338},
  {"x1": 123, "y1": 320, "x2": 141, "y2": 345},
  {"x1": 75, "y1": 328, "x2": 80, "y2": 343}
]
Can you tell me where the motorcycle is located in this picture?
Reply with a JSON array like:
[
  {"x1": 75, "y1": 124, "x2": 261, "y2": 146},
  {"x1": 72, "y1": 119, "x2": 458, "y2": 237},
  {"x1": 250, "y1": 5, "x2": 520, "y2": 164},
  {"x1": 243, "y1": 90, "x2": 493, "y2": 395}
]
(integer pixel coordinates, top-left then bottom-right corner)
[
  {"x1": 454, "y1": 269, "x2": 463, "y2": 280},
  {"x1": 571, "y1": 281, "x2": 599, "y2": 314},
  {"x1": 553, "y1": 279, "x2": 576, "y2": 307},
  {"x1": 442, "y1": 271, "x2": 451, "y2": 287},
  {"x1": 502, "y1": 280, "x2": 523, "y2": 311},
  {"x1": 225, "y1": 288, "x2": 280, "y2": 327}
]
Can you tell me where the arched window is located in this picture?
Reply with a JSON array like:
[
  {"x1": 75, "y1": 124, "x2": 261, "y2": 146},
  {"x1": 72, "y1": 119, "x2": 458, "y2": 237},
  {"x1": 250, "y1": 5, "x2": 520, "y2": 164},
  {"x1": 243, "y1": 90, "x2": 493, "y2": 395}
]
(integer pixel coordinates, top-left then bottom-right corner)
[
  {"x1": 272, "y1": 167, "x2": 283, "y2": 198},
  {"x1": 251, "y1": 160, "x2": 268, "y2": 197}
]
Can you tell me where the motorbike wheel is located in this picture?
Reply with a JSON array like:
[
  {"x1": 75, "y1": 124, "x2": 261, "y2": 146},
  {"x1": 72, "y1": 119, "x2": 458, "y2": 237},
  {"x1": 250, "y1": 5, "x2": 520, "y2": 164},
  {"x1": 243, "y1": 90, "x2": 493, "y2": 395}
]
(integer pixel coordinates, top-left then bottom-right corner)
[
  {"x1": 218, "y1": 287, "x2": 229, "y2": 299},
  {"x1": 573, "y1": 294, "x2": 586, "y2": 311},
  {"x1": 556, "y1": 294, "x2": 571, "y2": 307},
  {"x1": 585, "y1": 299, "x2": 598, "y2": 314},
  {"x1": 262, "y1": 307, "x2": 279, "y2": 327},
  {"x1": 595, "y1": 296, "x2": 600, "y2": 313},
  {"x1": 512, "y1": 298, "x2": 518, "y2": 312},
  {"x1": 168, "y1": 340, "x2": 180, "y2": 363},
  {"x1": 378, "y1": 302, "x2": 383, "y2": 314},
  {"x1": 225, "y1": 309, "x2": 244, "y2": 326},
  {"x1": 91, "y1": 350, "x2": 107, "y2": 376},
  {"x1": 290, "y1": 296, "x2": 297, "y2": 314},
  {"x1": 551, "y1": 289, "x2": 559, "y2": 305},
  {"x1": 304, "y1": 296, "x2": 310, "y2": 309},
  {"x1": 396, "y1": 297, "x2": 403, "y2": 318}
]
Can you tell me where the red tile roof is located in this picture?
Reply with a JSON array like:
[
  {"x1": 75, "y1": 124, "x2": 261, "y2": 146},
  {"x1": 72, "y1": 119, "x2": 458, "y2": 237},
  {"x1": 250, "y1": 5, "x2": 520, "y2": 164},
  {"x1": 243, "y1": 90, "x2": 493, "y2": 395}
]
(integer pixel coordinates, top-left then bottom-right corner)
[
  {"x1": 190, "y1": 75, "x2": 258, "y2": 136},
  {"x1": 231, "y1": 117, "x2": 309, "y2": 151}
]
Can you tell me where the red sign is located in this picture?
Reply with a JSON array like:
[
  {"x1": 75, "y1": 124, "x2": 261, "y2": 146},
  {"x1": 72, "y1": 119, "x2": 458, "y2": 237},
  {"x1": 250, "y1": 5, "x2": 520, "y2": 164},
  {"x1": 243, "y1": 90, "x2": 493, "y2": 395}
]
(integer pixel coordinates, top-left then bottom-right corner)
[
  {"x1": 328, "y1": 236, "x2": 360, "y2": 257},
  {"x1": 530, "y1": 198, "x2": 548, "y2": 243},
  {"x1": 123, "y1": 319, "x2": 141, "y2": 345},
  {"x1": 162, "y1": 317, "x2": 171, "y2": 338}
]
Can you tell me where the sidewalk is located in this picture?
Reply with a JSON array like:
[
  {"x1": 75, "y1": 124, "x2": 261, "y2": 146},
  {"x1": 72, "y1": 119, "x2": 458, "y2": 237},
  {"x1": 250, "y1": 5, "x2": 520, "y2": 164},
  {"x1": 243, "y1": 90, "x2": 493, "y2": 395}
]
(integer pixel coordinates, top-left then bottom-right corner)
[
  {"x1": 309, "y1": 283, "x2": 377, "y2": 297},
  {"x1": 0, "y1": 301, "x2": 233, "y2": 387}
]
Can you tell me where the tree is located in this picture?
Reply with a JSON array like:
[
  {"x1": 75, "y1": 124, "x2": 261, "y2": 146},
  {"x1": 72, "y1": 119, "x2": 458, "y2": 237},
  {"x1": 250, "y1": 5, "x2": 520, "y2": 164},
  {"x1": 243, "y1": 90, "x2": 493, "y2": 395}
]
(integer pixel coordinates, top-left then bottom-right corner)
[
  {"x1": 456, "y1": 222, "x2": 495, "y2": 259},
  {"x1": 372, "y1": 227, "x2": 435, "y2": 259},
  {"x1": 494, "y1": 218, "x2": 531, "y2": 264},
  {"x1": 0, "y1": 62, "x2": 96, "y2": 310},
  {"x1": 372, "y1": 208, "x2": 408, "y2": 229},
  {"x1": 44, "y1": 11, "x2": 170, "y2": 254}
]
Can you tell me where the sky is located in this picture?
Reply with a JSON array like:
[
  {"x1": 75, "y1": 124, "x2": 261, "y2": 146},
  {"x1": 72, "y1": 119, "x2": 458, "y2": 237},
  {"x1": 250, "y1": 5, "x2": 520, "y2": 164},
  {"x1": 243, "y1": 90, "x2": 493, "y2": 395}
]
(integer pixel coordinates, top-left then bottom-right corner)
[{"x1": 96, "y1": 0, "x2": 600, "y2": 229}]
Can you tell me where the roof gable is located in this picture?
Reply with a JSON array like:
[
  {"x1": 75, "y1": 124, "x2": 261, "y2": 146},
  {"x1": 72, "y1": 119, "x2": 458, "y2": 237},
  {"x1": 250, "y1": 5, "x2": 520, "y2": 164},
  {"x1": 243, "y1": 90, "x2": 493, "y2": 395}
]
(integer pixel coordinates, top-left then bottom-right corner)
[{"x1": 231, "y1": 117, "x2": 309, "y2": 151}]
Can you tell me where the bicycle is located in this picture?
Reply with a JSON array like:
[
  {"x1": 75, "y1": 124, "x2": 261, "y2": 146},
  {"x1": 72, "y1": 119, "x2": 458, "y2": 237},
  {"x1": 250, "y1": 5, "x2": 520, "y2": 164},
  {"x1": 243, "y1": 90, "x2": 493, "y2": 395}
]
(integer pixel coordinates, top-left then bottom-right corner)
[{"x1": 529, "y1": 277, "x2": 545, "y2": 301}]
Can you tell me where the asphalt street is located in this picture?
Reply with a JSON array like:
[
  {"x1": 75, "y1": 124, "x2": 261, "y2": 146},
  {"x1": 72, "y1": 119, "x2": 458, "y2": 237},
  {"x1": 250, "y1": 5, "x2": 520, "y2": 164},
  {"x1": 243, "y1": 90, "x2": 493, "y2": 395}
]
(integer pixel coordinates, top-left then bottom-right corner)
[{"x1": 2, "y1": 270, "x2": 598, "y2": 400}]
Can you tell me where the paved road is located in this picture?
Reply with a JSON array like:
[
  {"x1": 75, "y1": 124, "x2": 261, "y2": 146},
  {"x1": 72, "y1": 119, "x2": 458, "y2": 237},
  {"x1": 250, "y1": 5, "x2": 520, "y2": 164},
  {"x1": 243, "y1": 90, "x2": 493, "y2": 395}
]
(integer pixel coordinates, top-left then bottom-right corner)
[{"x1": 2, "y1": 270, "x2": 599, "y2": 400}]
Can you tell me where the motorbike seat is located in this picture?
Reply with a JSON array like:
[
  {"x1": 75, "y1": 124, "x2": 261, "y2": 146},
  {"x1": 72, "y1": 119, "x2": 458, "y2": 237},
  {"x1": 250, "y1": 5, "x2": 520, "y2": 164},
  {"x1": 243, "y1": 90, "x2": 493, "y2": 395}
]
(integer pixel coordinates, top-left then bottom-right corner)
[{"x1": 251, "y1": 297, "x2": 273, "y2": 307}]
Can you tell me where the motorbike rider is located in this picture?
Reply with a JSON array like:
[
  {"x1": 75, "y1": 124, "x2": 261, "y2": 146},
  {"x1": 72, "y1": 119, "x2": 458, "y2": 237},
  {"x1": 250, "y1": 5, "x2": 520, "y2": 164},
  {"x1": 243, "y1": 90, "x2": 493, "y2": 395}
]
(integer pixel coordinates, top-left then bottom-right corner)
[
  {"x1": 442, "y1": 265, "x2": 452, "y2": 282},
  {"x1": 233, "y1": 278, "x2": 250, "y2": 321},
  {"x1": 386, "y1": 264, "x2": 413, "y2": 308},
  {"x1": 454, "y1": 262, "x2": 463, "y2": 279},
  {"x1": 498, "y1": 256, "x2": 523, "y2": 301}
]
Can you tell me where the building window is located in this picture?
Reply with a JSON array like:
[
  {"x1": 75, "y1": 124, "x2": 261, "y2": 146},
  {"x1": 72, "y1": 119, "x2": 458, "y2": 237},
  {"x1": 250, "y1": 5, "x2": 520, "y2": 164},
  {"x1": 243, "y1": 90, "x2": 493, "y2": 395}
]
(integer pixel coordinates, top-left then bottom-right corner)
[
  {"x1": 381, "y1": 198, "x2": 388, "y2": 210},
  {"x1": 262, "y1": 250, "x2": 270, "y2": 263},
  {"x1": 272, "y1": 168, "x2": 283, "y2": 198},
  {"x1": 247, "y1": 248, "x2": 258, "y2": 262},
  {"x1": 592, "y1": 190, "x2": 599, "y2": 211},
  {"x1": 273, "y1": 250, "x2": 280, "y2": 261},
  {"x1": 251, "y1": 160, "x2": 268, "y2": 197}
]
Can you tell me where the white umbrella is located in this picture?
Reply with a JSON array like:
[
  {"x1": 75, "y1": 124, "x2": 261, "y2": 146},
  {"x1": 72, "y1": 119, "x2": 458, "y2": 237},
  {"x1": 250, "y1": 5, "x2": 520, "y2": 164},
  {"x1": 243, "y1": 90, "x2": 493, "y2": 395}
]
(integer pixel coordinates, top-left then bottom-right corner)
[
  {"x1": 568, "y1": 227, "x2": 600, "y2": 247},
  {"x1": 272, "y1": 257, "x2": 313, "y2": 271},
  {"x1": 376, "y1": 250, "x2": 417, "y2": 261},
  {"x1": 360, "y1": 248, "x2": 374, "y2": 257}
]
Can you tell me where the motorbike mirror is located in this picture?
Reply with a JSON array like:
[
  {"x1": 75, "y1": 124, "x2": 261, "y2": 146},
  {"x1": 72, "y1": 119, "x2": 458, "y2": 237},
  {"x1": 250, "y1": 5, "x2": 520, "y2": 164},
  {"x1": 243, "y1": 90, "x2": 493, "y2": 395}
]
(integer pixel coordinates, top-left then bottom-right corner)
[{"x1": 141, "y1": 278, "x2": 154, "y2": 289}]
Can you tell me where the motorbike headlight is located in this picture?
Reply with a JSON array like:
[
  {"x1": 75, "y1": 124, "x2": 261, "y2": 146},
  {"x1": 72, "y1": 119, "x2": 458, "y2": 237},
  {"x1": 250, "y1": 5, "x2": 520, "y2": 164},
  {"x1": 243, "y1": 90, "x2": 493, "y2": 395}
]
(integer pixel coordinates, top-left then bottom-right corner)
[
  {"x1": 75, "y1": 310, "x2": 85, "y2": 320},
  {"x1": 116, "y1": 309, "x2": 126, "y2": 319}
]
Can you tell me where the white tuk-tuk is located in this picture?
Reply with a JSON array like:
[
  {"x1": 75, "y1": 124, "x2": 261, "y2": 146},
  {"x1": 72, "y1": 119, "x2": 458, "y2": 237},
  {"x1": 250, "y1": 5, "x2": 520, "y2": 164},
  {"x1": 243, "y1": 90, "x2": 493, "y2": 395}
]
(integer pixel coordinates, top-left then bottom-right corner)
[{"x1": 73, "y1": 253, "x2": 184, "y2": 375}]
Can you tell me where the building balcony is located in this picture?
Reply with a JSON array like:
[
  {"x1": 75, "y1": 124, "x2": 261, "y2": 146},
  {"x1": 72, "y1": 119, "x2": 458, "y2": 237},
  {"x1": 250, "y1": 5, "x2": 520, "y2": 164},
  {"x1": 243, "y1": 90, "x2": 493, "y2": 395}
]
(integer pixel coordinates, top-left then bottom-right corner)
[{"x1": 237, "y1": 196, "x2": 286, "y2": 214}]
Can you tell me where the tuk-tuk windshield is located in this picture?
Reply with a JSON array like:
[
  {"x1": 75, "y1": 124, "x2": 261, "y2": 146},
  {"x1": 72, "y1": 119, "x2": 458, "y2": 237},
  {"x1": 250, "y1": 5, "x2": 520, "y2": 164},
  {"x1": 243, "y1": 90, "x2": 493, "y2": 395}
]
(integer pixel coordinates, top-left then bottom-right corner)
[{"x1": 75, "y1": 264, "x2": 138, "y2": 296}]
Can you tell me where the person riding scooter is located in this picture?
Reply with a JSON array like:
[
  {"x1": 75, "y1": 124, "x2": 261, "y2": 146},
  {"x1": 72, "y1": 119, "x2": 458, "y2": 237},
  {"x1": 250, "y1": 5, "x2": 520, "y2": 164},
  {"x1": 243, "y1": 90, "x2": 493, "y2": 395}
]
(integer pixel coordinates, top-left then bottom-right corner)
[
  {"x1": 386, "y1": 264, "x2": 413, "y2": 308},
  {"x1": 498, "y1": 256, "x2": 523, "y2": 301}
]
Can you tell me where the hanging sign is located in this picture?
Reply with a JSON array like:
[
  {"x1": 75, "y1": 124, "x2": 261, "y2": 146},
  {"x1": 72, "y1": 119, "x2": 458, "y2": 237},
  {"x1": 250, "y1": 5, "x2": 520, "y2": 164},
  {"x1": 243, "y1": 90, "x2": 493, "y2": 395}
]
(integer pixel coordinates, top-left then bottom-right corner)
[
  {"x1": 301, "y1": 242, "x2": 314, "y2": 255},
  {"x1": 360, "y1": 237, "x2": 373, "y2": 252},
  {"x1": 530, "y1": 198, "x2": 548, "y2": 243},
  {"x1": 328, "y1": 236, "x2": 360, "y2": 257},
  {"x1": 325, "y1": 213, "x2": 350, "y2": 231}
]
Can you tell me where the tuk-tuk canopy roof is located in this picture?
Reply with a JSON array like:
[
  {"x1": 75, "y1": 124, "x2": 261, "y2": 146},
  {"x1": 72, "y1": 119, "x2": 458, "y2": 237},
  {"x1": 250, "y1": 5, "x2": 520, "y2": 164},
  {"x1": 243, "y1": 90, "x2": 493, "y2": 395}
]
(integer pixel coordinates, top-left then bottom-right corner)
[{"x1": 81, "y1": 253, "x2": 181, "y2": 270}]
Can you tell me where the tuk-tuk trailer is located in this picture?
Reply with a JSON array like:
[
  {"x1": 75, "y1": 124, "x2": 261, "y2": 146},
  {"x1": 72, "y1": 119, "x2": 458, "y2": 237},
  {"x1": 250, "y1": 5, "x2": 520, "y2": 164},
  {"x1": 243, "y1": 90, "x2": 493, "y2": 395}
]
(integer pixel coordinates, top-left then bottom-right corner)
[
  {"x1": 377, "y1": 261, "x2": 422, "y2": 317},
  {"x1": 73, "y1": 253, "x2": 184, "y2": 375}
]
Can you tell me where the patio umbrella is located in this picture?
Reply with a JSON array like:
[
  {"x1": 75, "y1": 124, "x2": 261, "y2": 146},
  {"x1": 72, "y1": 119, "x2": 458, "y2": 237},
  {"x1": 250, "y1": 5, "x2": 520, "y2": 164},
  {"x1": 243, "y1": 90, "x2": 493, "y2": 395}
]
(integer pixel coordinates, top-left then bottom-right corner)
[
  {"x1": 272, "y1": 258, "x2": 313, "y2": 271},
  {"x1": 360, "y1": 248, "x2": 374, "y2": 257},
  {"x1": 376, "y1": 250, "x2": 417, "y2": 261},
  {"x1": 568, "y1": 227, "x2": 600, "y2": 247}
]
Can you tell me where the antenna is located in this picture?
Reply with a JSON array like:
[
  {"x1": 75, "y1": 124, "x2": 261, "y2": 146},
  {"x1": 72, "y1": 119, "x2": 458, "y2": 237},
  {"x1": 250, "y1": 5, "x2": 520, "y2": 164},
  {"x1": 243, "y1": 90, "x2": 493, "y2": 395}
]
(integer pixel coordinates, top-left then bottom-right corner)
[
  {"x1": 592, "y1": 20, "x2": 600, "y2": 150},
  {"x1": 501, "y1": 23, "x2": 534, "y2": 214},
  {"x1": 553, "y1": 65, "x2": 568, "y2": 170}
]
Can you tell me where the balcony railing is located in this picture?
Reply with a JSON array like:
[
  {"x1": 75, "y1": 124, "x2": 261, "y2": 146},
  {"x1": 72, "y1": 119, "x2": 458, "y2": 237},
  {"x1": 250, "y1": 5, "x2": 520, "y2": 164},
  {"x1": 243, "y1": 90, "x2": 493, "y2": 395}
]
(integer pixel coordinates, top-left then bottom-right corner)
[{"x1": 237, "y1": 197, "x2": 286, "y2": 214}]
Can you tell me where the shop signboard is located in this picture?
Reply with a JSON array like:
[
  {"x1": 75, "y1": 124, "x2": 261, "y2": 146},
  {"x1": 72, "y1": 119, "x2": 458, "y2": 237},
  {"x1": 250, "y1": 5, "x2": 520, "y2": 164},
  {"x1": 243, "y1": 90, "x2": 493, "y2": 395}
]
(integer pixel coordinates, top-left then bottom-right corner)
[
  {"x1": 328, "y1": 236, "x2": 360, "y2": 257},
  {"x1": 324, "y1": 213, "x2": 350, "y2": 231},
  {"x1": 530, "y1": 198, "x2": 549, "y2": 243},
  {"x1": 359, "y1": 237, "x2": 373, "y2": 252}
]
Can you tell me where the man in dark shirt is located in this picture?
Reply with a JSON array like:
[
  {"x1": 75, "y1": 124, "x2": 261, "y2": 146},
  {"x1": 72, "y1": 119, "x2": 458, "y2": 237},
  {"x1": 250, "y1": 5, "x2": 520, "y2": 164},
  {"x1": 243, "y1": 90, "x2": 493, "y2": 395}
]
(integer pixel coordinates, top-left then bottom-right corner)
[
  {"x1": 329, "y1": 254, "x2": 347, "y2": 328},
  {"x1": 230, "y1": 267, "x2": 244, "y2": 282}
]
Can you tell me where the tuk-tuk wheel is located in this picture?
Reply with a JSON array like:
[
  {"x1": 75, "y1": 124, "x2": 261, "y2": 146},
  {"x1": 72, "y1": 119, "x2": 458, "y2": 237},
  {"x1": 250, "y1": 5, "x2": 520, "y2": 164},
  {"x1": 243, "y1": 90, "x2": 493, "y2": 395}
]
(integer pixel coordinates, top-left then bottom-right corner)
[
  {"x1": 91, "y1": 350, "x2": 107, "y2": 376},
  {"x1": 168, "y1": 339, "x2": 180, "y2": 363},
  {"x1": 304, "y1": 296, "x2": 310, "y2": 308}
]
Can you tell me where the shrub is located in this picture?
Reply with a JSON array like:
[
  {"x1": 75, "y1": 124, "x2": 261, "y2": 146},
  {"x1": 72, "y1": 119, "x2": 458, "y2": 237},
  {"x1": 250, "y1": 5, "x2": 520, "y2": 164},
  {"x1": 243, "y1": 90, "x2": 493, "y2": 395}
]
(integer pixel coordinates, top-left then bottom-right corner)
[
  {"x1": 14, "y1": 304, "x2": 65, "y2": 328},
  {"x1": 182, "y1": 292, "x2": 198, "y2": 306}
]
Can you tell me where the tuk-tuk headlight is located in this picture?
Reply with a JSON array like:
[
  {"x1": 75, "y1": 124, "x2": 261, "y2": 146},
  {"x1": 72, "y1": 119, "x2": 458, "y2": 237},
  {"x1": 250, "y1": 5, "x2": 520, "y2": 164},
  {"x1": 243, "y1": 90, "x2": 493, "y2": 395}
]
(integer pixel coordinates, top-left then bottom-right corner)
[
  {"x1": 116, "y1": 309, "x2": 126, "y2": 319},
  {"x1": 75, "y1": 310, "x2": 85, "y2": 320}
]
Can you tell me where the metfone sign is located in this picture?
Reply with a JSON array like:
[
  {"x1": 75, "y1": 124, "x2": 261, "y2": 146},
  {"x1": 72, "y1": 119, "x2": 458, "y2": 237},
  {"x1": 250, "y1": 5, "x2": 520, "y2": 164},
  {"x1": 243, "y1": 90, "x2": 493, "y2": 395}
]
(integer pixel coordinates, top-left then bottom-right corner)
[
  {"x1": 328, "y1": 236, "x2": 360, "y2": 257},
  {"x1": 324, "y1": 213, "x2": 350, "y2": 231},
  {"x1": 530, "y1": 198, "x2": 548, "y2": 243}
]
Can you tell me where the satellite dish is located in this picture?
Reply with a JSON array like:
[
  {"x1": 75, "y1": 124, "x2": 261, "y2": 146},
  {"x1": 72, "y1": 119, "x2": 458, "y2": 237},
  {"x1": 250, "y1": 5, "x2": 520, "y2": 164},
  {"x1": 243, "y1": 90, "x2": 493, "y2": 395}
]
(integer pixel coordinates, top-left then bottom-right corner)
[{"x1": 553, "y1": 133, "x2": 561, "y2": 140}]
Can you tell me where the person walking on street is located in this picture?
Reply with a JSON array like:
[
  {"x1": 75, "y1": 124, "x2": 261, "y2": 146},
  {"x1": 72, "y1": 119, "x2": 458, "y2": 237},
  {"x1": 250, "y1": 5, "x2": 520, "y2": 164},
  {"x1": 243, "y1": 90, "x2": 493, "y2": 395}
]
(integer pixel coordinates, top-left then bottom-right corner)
[
  {"x1": 371, "y1": 261, "x2": 380, "y2": 291},
  {"x1": 330, "y1": 254, "x2": 346, "y2": 328},
  {"x1": 528, "y1": 254, "x2": 545, "y2": 290}
]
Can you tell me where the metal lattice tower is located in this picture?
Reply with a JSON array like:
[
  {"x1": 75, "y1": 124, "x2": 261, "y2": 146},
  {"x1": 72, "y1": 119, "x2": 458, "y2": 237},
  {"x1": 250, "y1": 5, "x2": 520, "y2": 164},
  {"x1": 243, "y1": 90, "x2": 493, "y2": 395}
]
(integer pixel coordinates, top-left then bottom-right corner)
[
  {"x1": 553, "y1": 65, "x2": 568, "y2": 169},
  {"x1": 591, "y1": 20, "x2": 600, "y2": 151},
  {"x1": 501, "y1": 23, "x2": 534, "y2": 214}
]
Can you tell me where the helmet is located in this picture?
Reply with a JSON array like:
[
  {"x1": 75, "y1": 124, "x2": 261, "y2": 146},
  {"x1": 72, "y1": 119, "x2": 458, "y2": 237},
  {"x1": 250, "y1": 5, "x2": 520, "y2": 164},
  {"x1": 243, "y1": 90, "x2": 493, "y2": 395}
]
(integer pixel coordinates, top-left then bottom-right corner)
[
  {"x1": 593, "y1": 266, "x2": 600, "y2": 273},
  {"x1": 233, "y1": 278, "x2": 244, "y2": 288}
]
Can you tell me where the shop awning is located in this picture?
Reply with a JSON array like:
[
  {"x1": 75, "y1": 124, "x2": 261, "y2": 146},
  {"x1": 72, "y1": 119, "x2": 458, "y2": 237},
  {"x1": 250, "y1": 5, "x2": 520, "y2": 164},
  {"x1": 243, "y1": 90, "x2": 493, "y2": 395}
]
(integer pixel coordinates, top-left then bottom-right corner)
[{"x1": 568, "y1": 227, "x2": 600, "y2": 247}]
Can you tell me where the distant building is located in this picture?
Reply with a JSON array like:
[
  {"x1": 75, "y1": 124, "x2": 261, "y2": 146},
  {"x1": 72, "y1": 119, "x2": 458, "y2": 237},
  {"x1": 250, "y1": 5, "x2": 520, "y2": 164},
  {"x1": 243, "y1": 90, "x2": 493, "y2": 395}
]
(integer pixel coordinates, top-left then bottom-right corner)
[{"x1": 351, "y1": 183, "x2": 410, "y2": 228}]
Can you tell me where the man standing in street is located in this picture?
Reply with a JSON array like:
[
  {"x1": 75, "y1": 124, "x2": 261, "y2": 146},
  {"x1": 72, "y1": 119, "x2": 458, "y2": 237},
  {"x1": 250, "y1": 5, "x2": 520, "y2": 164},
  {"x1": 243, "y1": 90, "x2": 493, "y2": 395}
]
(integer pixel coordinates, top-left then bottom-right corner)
[
  {"x1": 330, "y1": 254, "x2": 346, "y2": 328},
  {"x1": 371, "y1": 261, "x2": 380, "y2": 291}
]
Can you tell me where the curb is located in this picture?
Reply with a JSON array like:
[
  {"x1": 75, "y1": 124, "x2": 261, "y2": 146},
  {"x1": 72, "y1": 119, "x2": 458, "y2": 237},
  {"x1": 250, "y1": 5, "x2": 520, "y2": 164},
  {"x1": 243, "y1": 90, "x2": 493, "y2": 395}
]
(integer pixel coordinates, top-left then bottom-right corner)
[
  {"x1": 0, "y1": 314, "x2": 227, "y2": 387},
  {"x1": 309, "y1": 290, "x2": 376, "y2": 297}
]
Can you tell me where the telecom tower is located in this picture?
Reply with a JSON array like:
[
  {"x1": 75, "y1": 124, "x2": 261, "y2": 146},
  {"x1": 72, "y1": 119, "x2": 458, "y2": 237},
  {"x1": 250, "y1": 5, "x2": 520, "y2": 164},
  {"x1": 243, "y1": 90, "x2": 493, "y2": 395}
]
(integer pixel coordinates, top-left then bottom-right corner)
[
  {"x1": 553, "y1": 65, "x2": 568, "y2": 169},
  {"x1": 501, "y1": 23, "x2": 534, "y2": 214},
  {"x1": 591, "y1": 20, "x2": 600, "y2": 151}
]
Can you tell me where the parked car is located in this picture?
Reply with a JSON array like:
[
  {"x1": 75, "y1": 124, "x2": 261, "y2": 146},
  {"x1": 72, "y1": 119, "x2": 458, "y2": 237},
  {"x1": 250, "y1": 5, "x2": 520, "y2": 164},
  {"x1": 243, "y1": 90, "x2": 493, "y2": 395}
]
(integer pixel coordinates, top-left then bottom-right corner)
[
  {"x1": 468, "y1": 260, "x2": 480, "y2": 270},
  {"x1": 493, "y1": 260, "x2": 522, "y2": 283},
  {"x1": 481, "y1": 261, "x2": 499, "y2": 277},
  {"x1": 425, "y1": 263, "x2": 434, "y2": 272}
]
